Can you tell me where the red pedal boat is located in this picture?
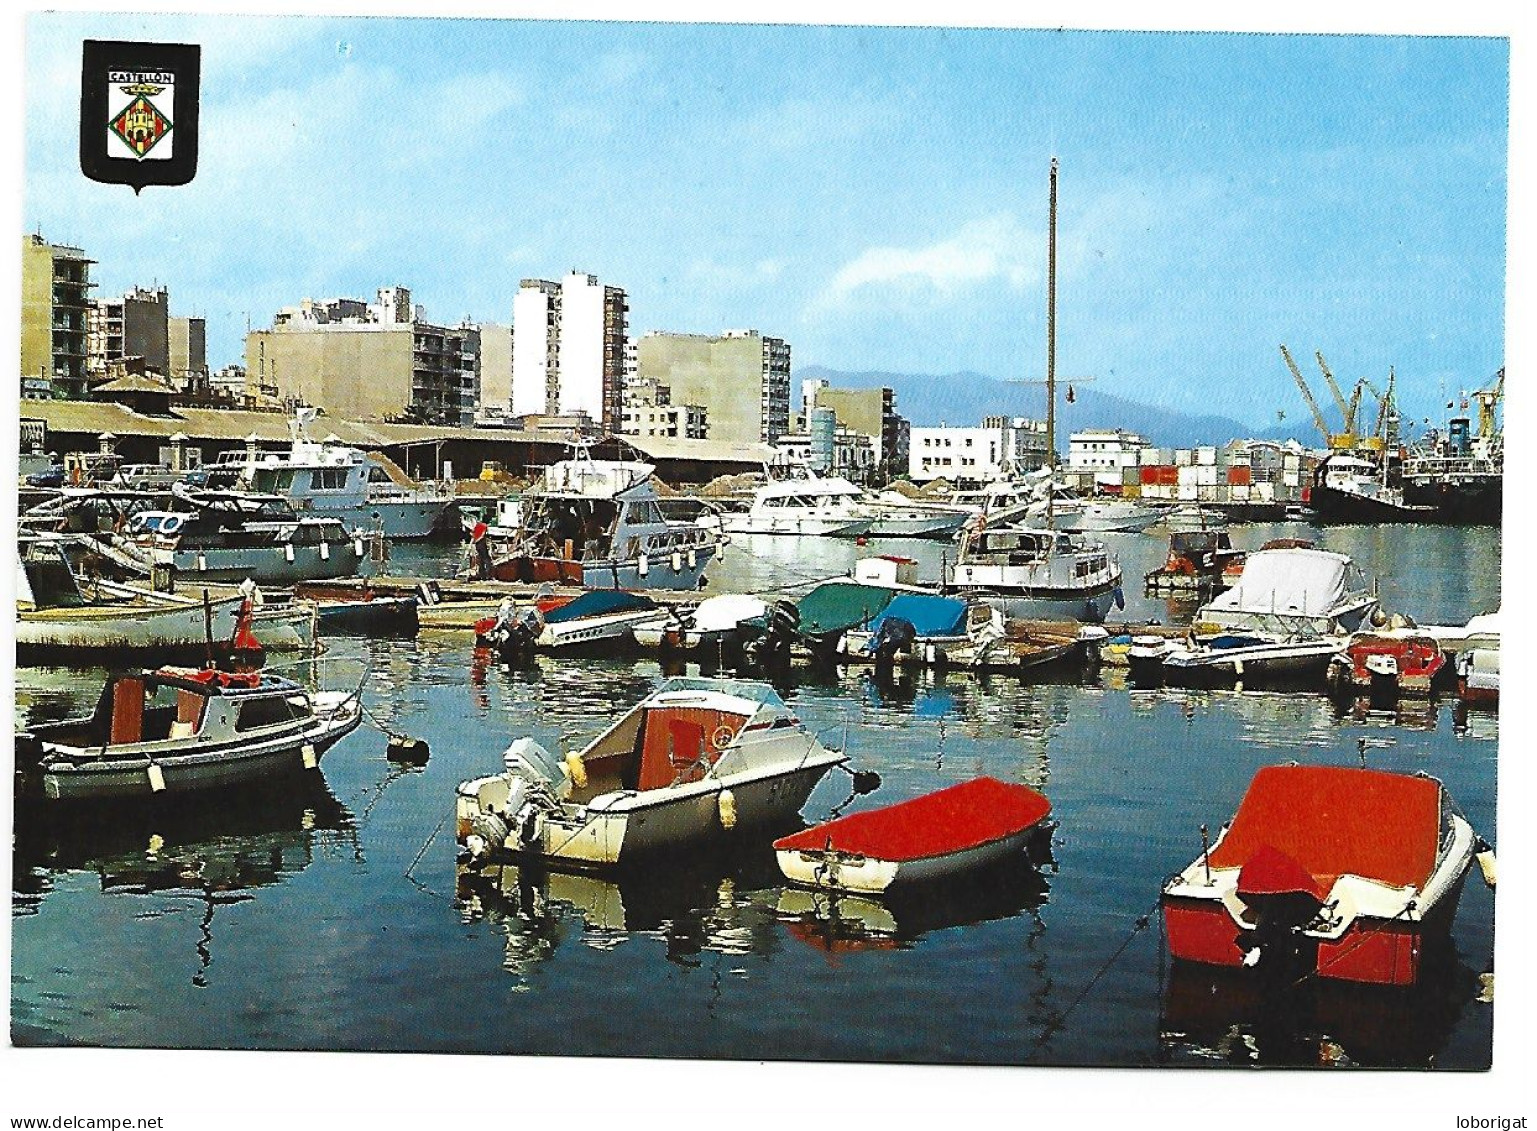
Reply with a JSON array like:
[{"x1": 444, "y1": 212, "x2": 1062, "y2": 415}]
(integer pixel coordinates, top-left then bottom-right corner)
[
  {"x1": 774, "y1": 776, "x2": 1052, "y2": 895},
  {"x1": 1162, "y1": 765, "x2": 1490, "y2": 987},
  {"x1": 1330, "y1": 633, "x2": 1447, "y2": 697}
]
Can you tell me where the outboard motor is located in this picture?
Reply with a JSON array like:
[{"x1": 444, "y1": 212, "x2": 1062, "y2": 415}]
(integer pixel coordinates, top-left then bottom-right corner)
[
  {"x1": 1235, "y1": 844, "x2": 1326, "y2": 980},
  {"x1": 493, "y1": 605, "x2": 544, "y2": 665},
  {"x1": 867, "y1": 616, "x2": 917, "y2": 666},
  {"x1": 744, "y1": 600, "x2": 800, "y2": 671}
]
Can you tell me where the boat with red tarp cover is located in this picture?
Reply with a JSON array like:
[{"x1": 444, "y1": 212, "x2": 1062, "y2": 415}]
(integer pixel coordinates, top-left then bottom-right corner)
[
  {"x1": 1162, "y1": 765, "x2": 1491, "y2": 986},
  {"x1": 774, "y1": 776, "x2": 1053, "y2": 895}
]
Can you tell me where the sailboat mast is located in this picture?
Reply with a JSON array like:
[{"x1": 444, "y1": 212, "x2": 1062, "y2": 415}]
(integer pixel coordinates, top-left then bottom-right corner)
[{"x1": 1046, "y1": 156, "x2": 1058, "y2": 471}]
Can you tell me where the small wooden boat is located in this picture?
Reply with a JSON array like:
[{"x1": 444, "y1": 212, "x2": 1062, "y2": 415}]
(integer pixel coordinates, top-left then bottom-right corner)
[
  {"x1": 1162, "y1": 765, "x2": 1491, "y2": 987},
  {"x1": 774, "y1": 776, "x2": 1053, "y2": 895},
  {"x1": 456, "y1": 677, "x2": 847, "y2": 868},
  {"x1": 314, "y1": 594, "x2": 420, "y2": 636},
  {"x1": 1456, "y1": 648, "x2": 1499, "y2": 707},
  {"x1": 15, "y1": 666, "x2": 363, "y2": 803}
]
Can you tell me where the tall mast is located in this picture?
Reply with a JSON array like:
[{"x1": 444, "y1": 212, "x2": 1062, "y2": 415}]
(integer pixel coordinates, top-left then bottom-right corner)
[{"x1": 1046, "y1": 156, "x2": 1058, "y2": 471}]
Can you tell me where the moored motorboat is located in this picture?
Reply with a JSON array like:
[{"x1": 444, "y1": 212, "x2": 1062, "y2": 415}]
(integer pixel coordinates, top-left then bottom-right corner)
[
  {"x1": 1456, "y1": 648, "x2": 1499, "y2": 707},
  {"x1": 476, "y1": 589, "x2": 659, "y2": 657},
  {"x1": 721, "y1": 471, "x2": 876, "y2": 538},
  {"x1": 480, "y1": 452, "x2": 719, "y2": 590},
  {"x1": 632, "y1": 593, "x2": 768, "y2": 653},
  {"x1": 1161, "y1": 633, "x2": 1347, "y2": 685},
  {"x1": 1194, "y1": 546, "x2": 1377, "y2": 637},
  {"x1": 455, "y1": 677, "x2": 847, "y2": 867},
  {"x1": 15, "y1": 666, "x2": 363, "y2": 802},
  {"x1": 774, "y1": 776, "x2": 1053, "y2": 895},
  {"x1": 1329, "y1": 633, "x2": 1447, "y2": 698},
  {"x1": 1162, "y1": 764, "x2": 1489, "y2": 986},
  {"x1": 944, "y1": 521, "x2": 1124, "y2": 623}
]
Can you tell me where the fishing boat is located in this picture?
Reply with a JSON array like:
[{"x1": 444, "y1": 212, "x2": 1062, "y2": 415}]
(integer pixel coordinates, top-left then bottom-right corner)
[
  {"x1": 774, "y1": 777, "x2": 1053, "y2": 895},
  {"x1": 944, "y1": 522, "x2": 1124, "y2": 623},
  {"x1": 455, "y1": 677, "x2": 848, "y2": 868},
  {"x1": 480, "y1": 451, "x2": 720, "y2": 590},
  {"x1": 1328, "y1": 633, "x2": 1448, "y2": 698},
  {"x1": 15, "y1": 666, "x2": 363, "y2": 802},
  {"x1": 111, "y1": 489, "x2": 377, "y2": 584},
  {"x1": 217, "y1": 408, "x2": 455, "y2": 539},
  {"x1": 1307, "y1": 454, "x2": 1436, "y2": 524},
  {"x1": 1162, "y1": 764, "x2": 1490, "y2": 986}
]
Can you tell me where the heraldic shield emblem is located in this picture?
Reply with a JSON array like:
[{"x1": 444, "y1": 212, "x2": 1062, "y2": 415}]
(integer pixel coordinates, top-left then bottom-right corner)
[{"x1": 80, "y1": 40, "x2": 200, "y2": 192}]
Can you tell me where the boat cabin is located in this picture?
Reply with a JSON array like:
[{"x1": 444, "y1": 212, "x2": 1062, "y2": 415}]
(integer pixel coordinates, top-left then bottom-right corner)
[
  {"x1": 969, "y1": 527, "x2": 1104, "y2": 571},
  {"x1": 566, "y1": 679, "x2": 799, "y2": 801},
  {"x1": 40, "y1": 668, "x2": 315, "y2": 751}
]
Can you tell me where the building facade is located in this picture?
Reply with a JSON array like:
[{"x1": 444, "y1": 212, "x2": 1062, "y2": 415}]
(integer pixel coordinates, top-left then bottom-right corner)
[
  {"x1": 510, "y1": 273, "x2": 626, "y2": 431},
  {"x1": 478, "y1": 322, "x2": 513, "y2": 420},
  {"x1": 245, "y1": 287, "x2": 479, "y2": 426},
  {"x1": 168, "y1": 315, "x2": 206, "y2": 384},
  {"x1": 88, "y1": 286, "x2": 170, "y2": 379},
  {"x1": 636, "y1": 329, "x2": 791, "y2": 445},
  {"x1": 21, "y1": 234, "x2": 94, "y2": 398},
  {"x1": 909, "y1": 416, "x2": 1050, "y2": 483},
  {"x1": 1068, "y1": 428, "x2": 1147, "y2": 471},
  {"x1": 773, "y1": 423, "x2": 876, "y2": 482},
  {"x1": 811, "y1": 385, "x2": 908, "y2": 473}
]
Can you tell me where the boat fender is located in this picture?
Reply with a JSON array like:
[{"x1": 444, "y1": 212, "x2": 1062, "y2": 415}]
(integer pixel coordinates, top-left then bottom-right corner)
[
  {"x1": 717, "y1": 788, "x2": 738, "y2": 830},
  {"x1": 469, "y1": 811, "x2": 510, "y2": 856},
  {"x1": 196, "y1": 553, "x2": 208, "y2": 572},
  {"x1": 671, "y1": 551, "x2": 683, "y2": 572},
  {"x1": 1476, "y1": 846, "x2": 1497, "y2": 888},
  {"x1": 285, "y1": 543, "x2": 296, "y2": 563},
  {"x1": 146, "y1": 762, "x2": 167, "y2": 793},
  {"x1": 688, "y1": 547, "x2": 698, "y2": 569},
  {"x1": 638, "y1": 553, "x2": 649, "y2": 578},
  {"x1": 319, "y1": 541, "x2": 331, "y2": 560},
  {"x1": 301, "y1": 743, "x2": 318, "y2": 770},
  {"x1": 464, "y1": 833, "x2": 488, "y2": 860},
  {"x1": 1232, "y1": 658, "x2": 1244, "y2": 676},
  {"x1": 355, "y1": 537, "x2": 366, "y2": 556},
  {"x1": 565, "y1": 752, "x2": 589, "y2": 790}
]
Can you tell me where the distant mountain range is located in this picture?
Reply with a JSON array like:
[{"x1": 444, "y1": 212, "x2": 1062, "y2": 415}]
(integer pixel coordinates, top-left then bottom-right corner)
[{"x1": 796, "y1": 365, "x2": 1327, "y2": 450}]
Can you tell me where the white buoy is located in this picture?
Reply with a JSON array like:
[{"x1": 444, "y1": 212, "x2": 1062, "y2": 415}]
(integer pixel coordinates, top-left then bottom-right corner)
[{"x1": 717, "y1": 789, "x2": 738, "y2": 830}]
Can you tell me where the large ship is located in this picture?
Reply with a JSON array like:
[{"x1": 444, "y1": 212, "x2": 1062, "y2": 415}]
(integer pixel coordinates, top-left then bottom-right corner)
[
  {"x1": 1306, "y1": 453, "x2": 1437, "y2": 524},
  {"x1": 1399, "y1": 386, "x2": 1503, "y2": 525}
]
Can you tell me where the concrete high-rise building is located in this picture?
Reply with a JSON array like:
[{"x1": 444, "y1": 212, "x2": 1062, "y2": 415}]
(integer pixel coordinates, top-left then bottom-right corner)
[
  {"x1": 245, "y1": 286, "x2": 479, "y2": 425},
  {"x1": 479, "y1": 322, "x2": 513, "y2": 416},
  {"x1": 812, "y1": 385, "x2": 907, "y2": 473},
  {"x1": 636, "y1": 329, "x2": 791, "y2": 445},
  {"x1": 88, "y1": 286, "x2": 169, "y2": 378},
  {"x1": 511, "y1": 272, "x2": 627, "y2": 430},
  {"x1": 21, "y1": 234, "x2": 94, "y2": 397},
  {"x1": 168, "y1": 315, "x2": 206, "y2": 382}
]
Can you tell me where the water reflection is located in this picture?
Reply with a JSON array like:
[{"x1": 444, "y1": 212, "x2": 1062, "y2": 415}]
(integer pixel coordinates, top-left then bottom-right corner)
[{"x1": 1157, "y1": 958, "x2": 1488, "y2": 1069}]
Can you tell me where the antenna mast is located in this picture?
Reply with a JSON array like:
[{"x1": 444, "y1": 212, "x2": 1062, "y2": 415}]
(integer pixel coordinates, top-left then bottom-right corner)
[{"x1": 1047, "y1": 157, "x2": 1058, "y2": 471}]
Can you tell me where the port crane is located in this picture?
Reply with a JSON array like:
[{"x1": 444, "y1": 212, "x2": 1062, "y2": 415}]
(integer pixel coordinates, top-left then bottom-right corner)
[
  {"x1": 1314, "y1": 352, "x2": 1360, "y2": 448},
  {"x1": 1279, "y1": 344, "x2": 1334, "y2": 448},
  {"x1": 1473, "y1": 368, "x2": 1504, "y2": 440}
]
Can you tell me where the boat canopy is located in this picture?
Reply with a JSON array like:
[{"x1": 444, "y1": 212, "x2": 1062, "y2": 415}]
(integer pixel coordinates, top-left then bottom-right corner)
[
  {"x1": 795, "y1": 582, "x2": 894, "y2": 636},
  {"x1": 774, "y1": 777, "x2": 1051, "y2": 862},
  {"x1": 866, "y1": 594, "x2": 968, "y2": 638},
  {"x1": 1202, "y1": 548, "x2": 1358, "y2": 618},
  {"x1": 543, "y1": 589, "x2": 657, "y2": 623},
  {"x1": 690, "y1": 594, "x2": 768, "y2": 633},
  {"x1": 1208, "y1": 765, "x2": 1442, "y2": 891}
]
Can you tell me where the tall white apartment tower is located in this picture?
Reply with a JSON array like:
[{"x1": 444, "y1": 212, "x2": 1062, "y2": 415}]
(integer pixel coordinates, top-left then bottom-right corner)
[{"x1": 511, "y1": 272, "x2": 627, "y2": 430}]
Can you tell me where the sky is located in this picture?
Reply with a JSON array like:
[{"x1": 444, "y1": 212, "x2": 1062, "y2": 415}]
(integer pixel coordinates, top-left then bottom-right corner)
[{"x1": 23, "y1": 14, "x2": 1508, "y2": 430}]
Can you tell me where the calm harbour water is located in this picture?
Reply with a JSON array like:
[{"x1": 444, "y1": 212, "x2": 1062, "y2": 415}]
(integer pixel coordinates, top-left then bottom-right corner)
[{"x1": 11, "y1": 521, "x2": 1499, "y2": 1068}]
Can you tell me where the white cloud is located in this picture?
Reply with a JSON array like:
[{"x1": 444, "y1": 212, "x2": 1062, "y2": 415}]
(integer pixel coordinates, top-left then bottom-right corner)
[{"x1": 818, "y1": 214, "x2": 1040, "y2": 308}]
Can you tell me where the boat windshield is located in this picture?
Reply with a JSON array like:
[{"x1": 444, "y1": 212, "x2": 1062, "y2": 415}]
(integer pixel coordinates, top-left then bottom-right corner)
[{"x1": 657, "y1": 677, "x2": 786, "y2": 710}]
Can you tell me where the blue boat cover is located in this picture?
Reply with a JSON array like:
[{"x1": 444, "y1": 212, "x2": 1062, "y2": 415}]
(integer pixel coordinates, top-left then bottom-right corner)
[
  {"x1": 544, "y1": 589, "x2": 657, "y2": 624},
  {"x1": 866, "y1": 594, "x2": 968, "y2": 638}
]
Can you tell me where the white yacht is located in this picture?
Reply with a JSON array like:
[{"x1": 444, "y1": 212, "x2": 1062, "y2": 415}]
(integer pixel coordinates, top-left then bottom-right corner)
[
  {"x1": 219, "y1": 409, "x2": 454, "y2": 539},
  {"x1": 721, "y1": 472, "x2": 875, "y2": 538}
]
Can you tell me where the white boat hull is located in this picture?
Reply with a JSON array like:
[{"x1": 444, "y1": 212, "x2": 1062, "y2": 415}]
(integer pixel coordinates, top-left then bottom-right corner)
[
  {"x1": 16, "y1": 593, "x2": 247, "y2": 653},
  {"x1": 776, "y1": 825, "x2": 1040, "y2": 895},
  {"x1": 723, "y1": 514, "x2": 874, "y2": 538},
  {"x1": 38, "y1": 696, "x2": 362, "y2": 802}
]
